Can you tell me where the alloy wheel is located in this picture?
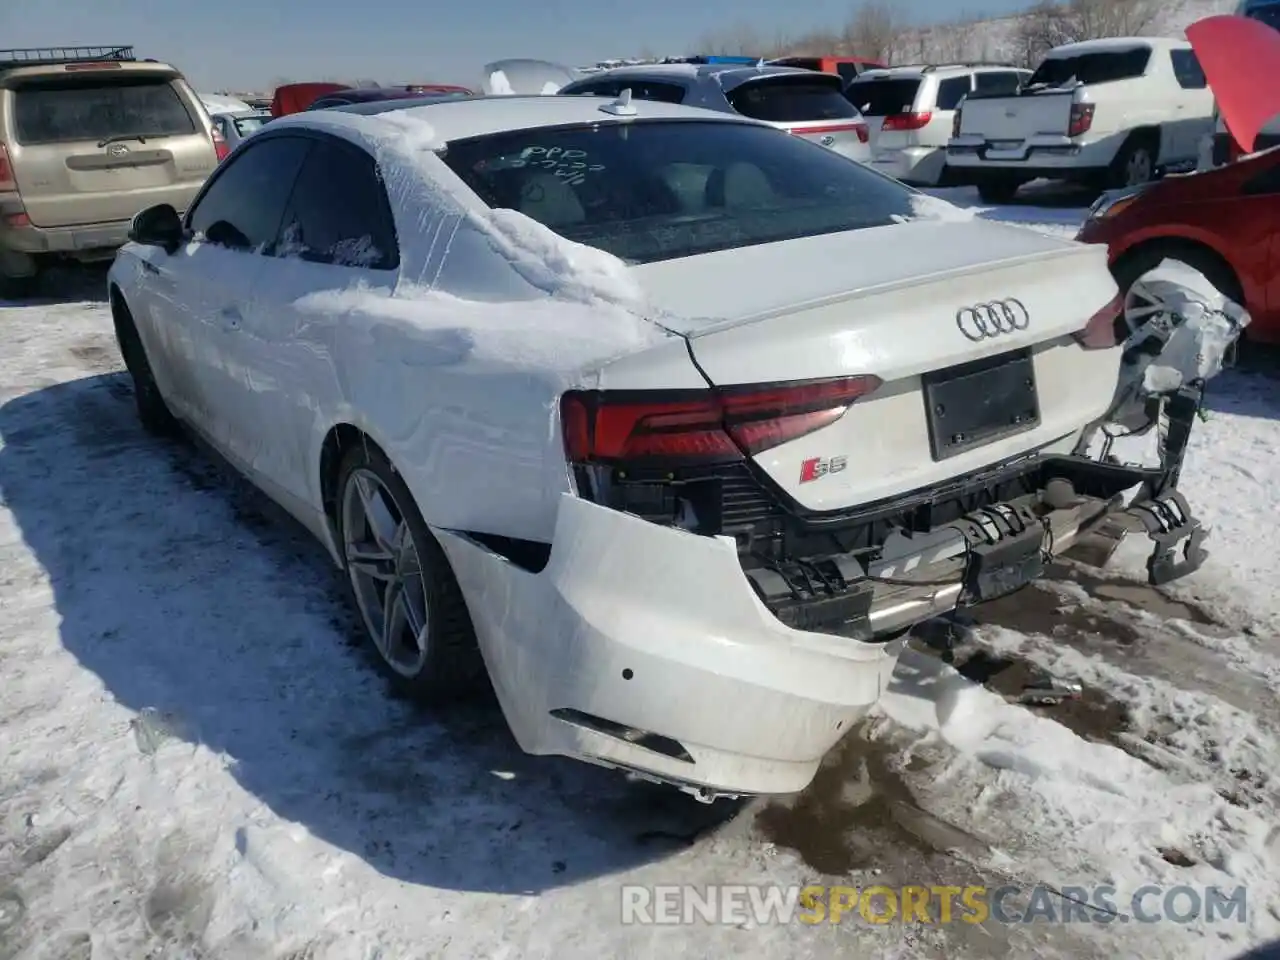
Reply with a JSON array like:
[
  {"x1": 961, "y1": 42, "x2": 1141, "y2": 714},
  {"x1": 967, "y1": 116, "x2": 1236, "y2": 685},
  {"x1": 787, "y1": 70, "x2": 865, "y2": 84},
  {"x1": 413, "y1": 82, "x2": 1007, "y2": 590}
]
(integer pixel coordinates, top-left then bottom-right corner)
[{"x1": 341, "y1": 468, "x2": 431, "y2": 677}]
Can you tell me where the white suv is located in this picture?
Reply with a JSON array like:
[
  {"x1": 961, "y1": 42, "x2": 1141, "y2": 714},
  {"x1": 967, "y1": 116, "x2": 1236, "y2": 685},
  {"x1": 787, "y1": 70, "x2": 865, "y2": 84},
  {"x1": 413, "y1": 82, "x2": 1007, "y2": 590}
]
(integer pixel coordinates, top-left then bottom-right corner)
[
  {"x1": 948, "y1": 38, "x2": 1214, "y2": 202},
  {"x1": 847, "y1": 63, "x2": 1030, "y2": 186}
]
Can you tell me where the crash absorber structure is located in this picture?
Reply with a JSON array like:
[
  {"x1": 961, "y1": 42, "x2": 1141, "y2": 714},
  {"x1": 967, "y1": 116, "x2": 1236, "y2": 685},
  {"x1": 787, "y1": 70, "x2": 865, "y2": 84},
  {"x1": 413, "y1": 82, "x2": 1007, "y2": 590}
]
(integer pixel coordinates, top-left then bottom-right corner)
[{"x1": 1070, "y1": 260, "x2": 1249, "y2": 586}]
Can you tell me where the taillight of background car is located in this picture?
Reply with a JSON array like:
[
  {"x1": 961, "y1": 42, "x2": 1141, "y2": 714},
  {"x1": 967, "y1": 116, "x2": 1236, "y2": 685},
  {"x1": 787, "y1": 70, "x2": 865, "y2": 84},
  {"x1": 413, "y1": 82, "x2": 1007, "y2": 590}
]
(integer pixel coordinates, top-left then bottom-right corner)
[
  {"x1": 211, "y1": 124, "x2": 229, "y2": 161},
  {"x1": 0, "y1": 143, "x2": 14, "y2": 192},
  {"x1": 1068, "y1": 103, "x2": 1095, "y2": 137},
  {"x1": 881, "y1": 111, "x2": 932, "y2": 132}
]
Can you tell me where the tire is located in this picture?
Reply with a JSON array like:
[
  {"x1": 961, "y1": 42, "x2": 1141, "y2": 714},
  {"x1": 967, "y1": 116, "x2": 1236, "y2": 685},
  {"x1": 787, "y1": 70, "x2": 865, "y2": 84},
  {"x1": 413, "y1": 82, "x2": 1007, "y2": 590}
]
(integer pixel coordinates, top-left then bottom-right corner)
[
  {"x1": 113, "y1": 298, "x2": 181, "y2": 437},
  {"x1": 0, "y1": 273, "x2": 39, "y2": 301},
  {"x1": 1112, "y1": 243, "x2": 1242, "y2": 306},
  {"x1": 1109, "y1": 136, "x2": 1156, "y2": 189},
  {"x1": 977, "y1": 179, "x2": 1020, "y2": 204},
  {"x1": 1112, "y1": 243, "x2": 1245, "y2": 360},
  {"x1": 335, "y1": 443, "x2": 486, "y2": 702}
]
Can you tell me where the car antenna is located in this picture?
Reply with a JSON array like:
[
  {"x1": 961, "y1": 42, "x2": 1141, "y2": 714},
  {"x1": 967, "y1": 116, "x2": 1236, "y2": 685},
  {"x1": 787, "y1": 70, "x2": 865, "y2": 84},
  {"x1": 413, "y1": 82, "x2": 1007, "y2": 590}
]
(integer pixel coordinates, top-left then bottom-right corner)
[{"x1": 599, "y1": 87, "x2": 637, "y2": 116}]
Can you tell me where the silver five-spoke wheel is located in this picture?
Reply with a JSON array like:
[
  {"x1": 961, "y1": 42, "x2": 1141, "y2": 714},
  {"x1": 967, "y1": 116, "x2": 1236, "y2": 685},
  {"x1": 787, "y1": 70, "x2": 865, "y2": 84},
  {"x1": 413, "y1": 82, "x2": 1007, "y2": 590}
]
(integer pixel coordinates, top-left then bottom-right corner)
[{"x1": 342, "y1": 467, "x2": 431, "y2": 677}]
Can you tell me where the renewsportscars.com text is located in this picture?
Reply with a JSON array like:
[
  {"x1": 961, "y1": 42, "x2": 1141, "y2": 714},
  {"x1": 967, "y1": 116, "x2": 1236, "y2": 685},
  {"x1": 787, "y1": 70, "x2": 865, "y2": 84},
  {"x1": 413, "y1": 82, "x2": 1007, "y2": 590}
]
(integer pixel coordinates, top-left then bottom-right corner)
[{"x1": 620, "y1": 883, "x2": 1248, "y2": 926}]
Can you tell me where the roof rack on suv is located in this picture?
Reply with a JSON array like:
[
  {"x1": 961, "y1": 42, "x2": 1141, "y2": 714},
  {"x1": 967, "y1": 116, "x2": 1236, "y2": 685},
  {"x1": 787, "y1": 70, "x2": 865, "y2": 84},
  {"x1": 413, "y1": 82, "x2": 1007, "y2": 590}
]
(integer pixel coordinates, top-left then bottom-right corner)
[
  {"x1": 921, "y1": 61, "x2": 1018, "y2": 71},
  {"x1": 0, "y1": 45, "x2": 136, "y2": 71}
]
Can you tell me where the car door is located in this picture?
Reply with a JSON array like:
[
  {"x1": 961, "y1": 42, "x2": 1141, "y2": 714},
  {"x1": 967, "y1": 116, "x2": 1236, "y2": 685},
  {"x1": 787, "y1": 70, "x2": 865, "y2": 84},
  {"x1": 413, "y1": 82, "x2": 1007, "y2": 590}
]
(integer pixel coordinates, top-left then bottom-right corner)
[
  {"x1": 176, "y1": 134, "x2": 312, "y2": 456},
  {"x1": 220, "y1": 134, "x2": 400, "y2": 511}
]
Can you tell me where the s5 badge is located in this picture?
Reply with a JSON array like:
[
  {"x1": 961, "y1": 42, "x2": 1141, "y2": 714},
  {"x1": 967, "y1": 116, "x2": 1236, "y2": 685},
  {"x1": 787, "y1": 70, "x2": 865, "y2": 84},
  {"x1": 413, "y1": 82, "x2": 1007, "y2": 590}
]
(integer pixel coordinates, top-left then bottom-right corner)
[{"x1": 799, "y1": 456, "x2": 847, "y2": 483}]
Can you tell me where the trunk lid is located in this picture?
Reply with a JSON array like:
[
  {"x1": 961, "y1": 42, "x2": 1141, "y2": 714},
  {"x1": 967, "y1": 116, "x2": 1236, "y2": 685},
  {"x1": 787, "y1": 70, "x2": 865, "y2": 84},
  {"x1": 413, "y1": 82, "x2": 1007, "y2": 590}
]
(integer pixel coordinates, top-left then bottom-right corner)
[
  {"x1": 957, "y1": 89, "x2": 1076, "y2": 142},
  {"x1": 4, "y1": 72, "x2": 217, "y2": 227},
  {"x1": 630, "y1": 220, "x2": 1122, "y2": 511}
]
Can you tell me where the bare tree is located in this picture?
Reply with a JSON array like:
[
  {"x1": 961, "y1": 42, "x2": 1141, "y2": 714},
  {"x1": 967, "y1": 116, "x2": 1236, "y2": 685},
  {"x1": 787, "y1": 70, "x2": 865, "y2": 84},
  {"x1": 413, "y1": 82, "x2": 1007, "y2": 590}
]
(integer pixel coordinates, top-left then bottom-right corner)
[
  {"x1": 1069, "y1": 0, "x2": 1159, "y2": 40},
  {"x1": 842, "y1": 0, "x2": 900, "y2": 64},
  {"x1": 1015, "y1": 1, "x2": 1077, "y2": 66}
]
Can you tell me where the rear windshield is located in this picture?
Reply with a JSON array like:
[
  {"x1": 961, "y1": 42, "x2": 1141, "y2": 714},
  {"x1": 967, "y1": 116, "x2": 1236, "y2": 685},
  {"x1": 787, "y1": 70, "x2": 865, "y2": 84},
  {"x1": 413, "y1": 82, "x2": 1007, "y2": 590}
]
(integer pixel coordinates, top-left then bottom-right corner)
[
  {"x1": 1027, "y1": 48, "x2": 1151, "y2": 87},
  {"x1": 771, "y1": 57, "x2": 821, "y2": 71},
  {"x1": 12, "y1": 76, "x2": 196, "y2": 145},
  {"x1": 725, "y1": 77, "x2": 860, "y2": 122},
  {"x1": 845, "y1": 78, "x2": 921, "y2": 115},
  {"x1": 440, "y1": 119, "x2": 920, "y2": 264},
  {"x1": 1243, "y1": 1, "x2": 1280, "y2": 31},
  {"x1": 233, "y1": 115, "x2": 270, "y2": 137}
]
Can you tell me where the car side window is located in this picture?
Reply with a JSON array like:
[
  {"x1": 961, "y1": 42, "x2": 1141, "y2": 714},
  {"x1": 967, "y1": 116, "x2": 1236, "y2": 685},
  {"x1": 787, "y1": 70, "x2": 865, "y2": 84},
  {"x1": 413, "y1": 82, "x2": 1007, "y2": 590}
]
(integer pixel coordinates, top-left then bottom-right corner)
[
  {"x1": 974, "y1": 71, "x2": 1022, "y2": 96},
  {"x1": 275, "y1": 138, "x2": 399, "y2": 269},
  {"x1": 1170, "y1": 49, "x2": 1207, "y2": 89},
  {"x1": 836, "y1": 63, "x2": 860, "y2": 85},
  {"x1": 187, "y1": 135, "x2": 311, "y2": 252},
  {"x1": 935, "y1": 75, "x2": 972, "y2": 110}
]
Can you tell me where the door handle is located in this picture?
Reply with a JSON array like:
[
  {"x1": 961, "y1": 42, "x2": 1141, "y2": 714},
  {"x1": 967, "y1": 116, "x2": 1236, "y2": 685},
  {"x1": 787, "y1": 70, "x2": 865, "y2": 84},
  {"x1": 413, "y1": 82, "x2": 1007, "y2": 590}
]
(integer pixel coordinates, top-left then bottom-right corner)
[
  {"x1": 219, "y1": 305, "x2": 242, "y2": 330},
  {"x1": 141, "y1": 260, "x2": 160, "y2": 275}
]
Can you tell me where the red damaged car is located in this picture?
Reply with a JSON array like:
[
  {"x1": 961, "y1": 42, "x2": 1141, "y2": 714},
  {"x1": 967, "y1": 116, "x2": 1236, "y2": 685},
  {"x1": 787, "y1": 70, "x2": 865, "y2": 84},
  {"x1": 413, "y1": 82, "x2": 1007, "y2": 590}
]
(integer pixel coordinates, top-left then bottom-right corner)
[{"x1": 1075, "y1": 14, "x2": 1280, "y2": 345}]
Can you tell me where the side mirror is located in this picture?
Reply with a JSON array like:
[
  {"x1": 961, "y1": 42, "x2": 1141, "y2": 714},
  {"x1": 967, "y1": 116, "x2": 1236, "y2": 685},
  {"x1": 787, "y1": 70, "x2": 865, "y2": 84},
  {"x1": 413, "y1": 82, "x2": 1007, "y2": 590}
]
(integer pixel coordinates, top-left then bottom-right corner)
[{"x1": 129, "y1": 204, "x2": 183, "y2": 254}]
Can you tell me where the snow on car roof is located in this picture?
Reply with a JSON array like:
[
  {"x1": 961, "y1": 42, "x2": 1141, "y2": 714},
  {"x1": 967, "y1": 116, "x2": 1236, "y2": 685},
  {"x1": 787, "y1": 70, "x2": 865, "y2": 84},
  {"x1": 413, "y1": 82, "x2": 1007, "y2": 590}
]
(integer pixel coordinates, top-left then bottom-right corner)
[
  {"x1": 1047, "y1": 36, "x2": 1190, "y2": 57},
  {"x1": 266, "y1": 92, "x2": 758, "y2": 146}
]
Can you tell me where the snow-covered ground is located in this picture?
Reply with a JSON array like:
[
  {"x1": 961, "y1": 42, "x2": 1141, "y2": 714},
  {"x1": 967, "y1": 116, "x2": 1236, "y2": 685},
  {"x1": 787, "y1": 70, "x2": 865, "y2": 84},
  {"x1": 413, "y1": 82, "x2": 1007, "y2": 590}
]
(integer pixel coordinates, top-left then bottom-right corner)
[{"x1": 1, "y1": 191, "x2": 1278, "y2": 960}]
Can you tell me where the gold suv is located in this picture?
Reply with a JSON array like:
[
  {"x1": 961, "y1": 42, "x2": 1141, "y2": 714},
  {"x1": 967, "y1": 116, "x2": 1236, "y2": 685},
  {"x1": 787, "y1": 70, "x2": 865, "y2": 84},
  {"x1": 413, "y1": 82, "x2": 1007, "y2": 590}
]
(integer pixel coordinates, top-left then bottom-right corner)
[{"x1": 0, "y1": 45, "x2": 222, "y2": 296}]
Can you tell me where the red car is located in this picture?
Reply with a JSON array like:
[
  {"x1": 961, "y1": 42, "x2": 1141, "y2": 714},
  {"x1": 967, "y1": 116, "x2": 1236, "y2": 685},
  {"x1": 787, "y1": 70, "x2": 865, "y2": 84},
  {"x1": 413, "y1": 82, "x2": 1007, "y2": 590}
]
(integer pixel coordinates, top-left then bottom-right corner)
[
  {"x1": 1075, "y1": 149, "x2": 1280, "y2": 345},
  {"x1": 1075, "y1": 13, "x2": 1280, "y2": 346}
]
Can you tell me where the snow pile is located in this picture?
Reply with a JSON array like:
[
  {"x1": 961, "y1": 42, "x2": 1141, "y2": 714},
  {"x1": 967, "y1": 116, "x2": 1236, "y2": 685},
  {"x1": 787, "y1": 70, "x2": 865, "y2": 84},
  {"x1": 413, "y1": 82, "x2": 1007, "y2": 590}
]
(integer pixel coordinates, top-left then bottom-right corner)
[
  {"x1": 475, "y1": 208, "x2": 642, "y2": 308},
  {"x1": 487, "y1": 70, "x2": 515, "y2": 95},
  {"x1": 878, "y1": 648, "x2": 1280, "y2": 950}
]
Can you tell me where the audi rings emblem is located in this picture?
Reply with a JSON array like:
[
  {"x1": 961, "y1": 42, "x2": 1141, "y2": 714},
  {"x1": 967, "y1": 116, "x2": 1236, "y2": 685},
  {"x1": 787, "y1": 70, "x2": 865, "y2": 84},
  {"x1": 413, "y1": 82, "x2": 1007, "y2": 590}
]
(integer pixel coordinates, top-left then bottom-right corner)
[{"x1": 955, "y1": 299, "x2": 1030, "y2": 341}]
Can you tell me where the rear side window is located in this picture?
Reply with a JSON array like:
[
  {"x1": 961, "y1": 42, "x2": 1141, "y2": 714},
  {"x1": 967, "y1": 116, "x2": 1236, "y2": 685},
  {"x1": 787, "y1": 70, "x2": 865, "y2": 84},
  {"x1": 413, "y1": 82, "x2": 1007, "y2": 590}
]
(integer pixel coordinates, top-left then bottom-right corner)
[
  {"x1": 1242, "y1": 1, "x2": 1280, "y2": 31},
  {"x1": 727, "y1": 76, "x2": 859, "y2": 122},
  {"x1": 835, "y1": 63, "x2": 862, "y2": 84},
  {"x1": 1170, "y1": 50, "x2": 1207, "y2": 89},
  {"x1": 845, "y1": 78, "x2": 920, "y2": 115},
  {"x1": 934, "y1": 76, "x2": 972, "y2": 110},
  {"x1": 276, "y1": 139, "x2": 398, "y2": 269},
  {"x1": 1028, "y1": 48, "x2": 1152, "y2": 87},
  {"x1": 562, "y1": 79, "x2": 686, "y2": 104},
  {"x1": 12, "y1": 76, "x2": 197, "y2": 145},
  {"x1": 187, "y1": 135, "x2": 311, "y2": 252},
  {"x1": 973, "y1": 71, "x2": 1024, "y2": 97},
  {"x1": 441, "y1": 119, "x2": 918, "y2": 265}
]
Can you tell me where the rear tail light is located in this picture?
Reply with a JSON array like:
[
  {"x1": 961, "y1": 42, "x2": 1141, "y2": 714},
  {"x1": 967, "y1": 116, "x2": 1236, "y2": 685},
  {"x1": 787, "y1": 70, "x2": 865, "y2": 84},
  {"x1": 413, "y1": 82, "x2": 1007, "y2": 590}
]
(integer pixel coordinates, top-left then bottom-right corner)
[
  {"x1": 881, "y1": 111, "x2": 932, "y2": 132},
  {"x1": 1068, "y1": 103, "x2": 1095, "y2": 138},
  {"x1": 4, "y1": 212, "x2": 30, "y2": 227},
  {"x1": 560, "y1": 377, "x2": 883, "y2": 465},
  {"x1": 952, "y1": 109, "x2": 961, "y2": 138},
  {"x1": 1073, "y1": 292, "x2": 1126, "y2": 349},
  {"x1": 785, "y1": 121, "x2": 868, "y2": 143},
  {"x1": 0, "y1": 144, "x2": 15, "y2": 192},
  {"x1": 211, "y1": 125, "x2": 230, "y2": 161}
]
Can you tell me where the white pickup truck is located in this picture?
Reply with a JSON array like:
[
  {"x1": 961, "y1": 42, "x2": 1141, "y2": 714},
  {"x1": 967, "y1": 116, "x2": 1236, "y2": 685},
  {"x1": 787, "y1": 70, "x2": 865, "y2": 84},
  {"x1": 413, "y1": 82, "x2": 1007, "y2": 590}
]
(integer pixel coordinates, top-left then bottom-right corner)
[{"x1": 947, "y1": 37, "x2": 1215, "y2": 203}]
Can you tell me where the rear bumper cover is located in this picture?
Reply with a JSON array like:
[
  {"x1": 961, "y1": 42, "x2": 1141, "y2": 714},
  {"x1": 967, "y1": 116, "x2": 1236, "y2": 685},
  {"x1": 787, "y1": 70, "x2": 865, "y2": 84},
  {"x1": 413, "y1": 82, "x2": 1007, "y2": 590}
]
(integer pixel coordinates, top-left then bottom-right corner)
[{"x1": 434, "y1": 449, "x2": 1179, "y2": 799}]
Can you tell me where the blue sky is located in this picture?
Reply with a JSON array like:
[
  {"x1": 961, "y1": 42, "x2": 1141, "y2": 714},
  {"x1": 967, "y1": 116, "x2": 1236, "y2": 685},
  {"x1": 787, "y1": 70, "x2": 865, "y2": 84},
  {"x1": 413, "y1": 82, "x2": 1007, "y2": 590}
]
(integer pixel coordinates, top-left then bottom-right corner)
[{"x1": 1, "y1": 0, "x2": 1035, "y2": 91}]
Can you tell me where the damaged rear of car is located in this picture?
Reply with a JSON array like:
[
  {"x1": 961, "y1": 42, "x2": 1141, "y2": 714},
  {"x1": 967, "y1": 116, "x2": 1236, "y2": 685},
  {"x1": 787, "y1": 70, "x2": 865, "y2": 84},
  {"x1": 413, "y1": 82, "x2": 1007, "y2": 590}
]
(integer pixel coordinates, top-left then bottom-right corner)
[{"x1": 422, "y1": 109, "x2": 1245, "y2": 801}]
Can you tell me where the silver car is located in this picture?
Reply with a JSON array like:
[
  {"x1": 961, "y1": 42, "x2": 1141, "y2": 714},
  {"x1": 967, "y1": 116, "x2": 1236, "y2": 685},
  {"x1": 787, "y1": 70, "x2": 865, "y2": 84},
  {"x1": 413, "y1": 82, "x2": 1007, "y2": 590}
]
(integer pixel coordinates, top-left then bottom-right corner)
[
  {"x1": 555, "y1": 62, "x2": 872, "y2": 164},
  {"x1": 209, "y1": 109, "x2": 272, "y2": 151}
]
